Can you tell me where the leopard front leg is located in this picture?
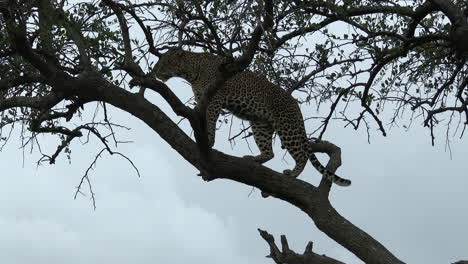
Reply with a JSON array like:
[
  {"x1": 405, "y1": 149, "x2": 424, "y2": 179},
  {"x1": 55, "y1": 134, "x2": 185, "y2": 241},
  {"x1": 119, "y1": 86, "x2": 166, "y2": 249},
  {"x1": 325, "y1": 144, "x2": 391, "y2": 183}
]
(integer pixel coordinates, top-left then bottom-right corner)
[
  {"x1": 206, "y1": 100, "x2": 222, "y2": 147},
  {"x1": 243, "y1": 122, "x2": 274, "y2": 163}
]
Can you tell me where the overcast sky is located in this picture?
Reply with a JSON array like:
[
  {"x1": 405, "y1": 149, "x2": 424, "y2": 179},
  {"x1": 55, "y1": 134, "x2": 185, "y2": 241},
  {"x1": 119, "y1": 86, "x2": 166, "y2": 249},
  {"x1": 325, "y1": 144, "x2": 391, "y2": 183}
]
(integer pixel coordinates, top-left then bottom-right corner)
[{"x1": 1, "y1": 75, "x2": 467, "y2": 264}]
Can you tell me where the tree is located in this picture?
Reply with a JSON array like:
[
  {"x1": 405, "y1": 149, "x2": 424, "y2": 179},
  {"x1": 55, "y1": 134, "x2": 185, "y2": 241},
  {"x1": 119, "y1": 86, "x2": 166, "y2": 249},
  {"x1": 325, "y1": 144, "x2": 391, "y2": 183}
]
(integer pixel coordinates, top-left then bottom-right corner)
[{"x1": 0, "y1": 0, "x2": 467, "y2": 263}]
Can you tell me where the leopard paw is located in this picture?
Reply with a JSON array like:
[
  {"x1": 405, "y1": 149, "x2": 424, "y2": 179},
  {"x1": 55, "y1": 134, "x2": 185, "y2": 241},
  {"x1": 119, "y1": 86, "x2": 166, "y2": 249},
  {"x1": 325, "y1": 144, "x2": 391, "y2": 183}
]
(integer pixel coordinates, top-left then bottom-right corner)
[
  {"x1": 207, "y1": 138, "x2": 215, "y2": 148},
  {"x1": 282, "y1": 169, "x2": 297, "y2": 177},
  {"x1": 243, "y1": 155, "x2": 258, "y2": 162}
]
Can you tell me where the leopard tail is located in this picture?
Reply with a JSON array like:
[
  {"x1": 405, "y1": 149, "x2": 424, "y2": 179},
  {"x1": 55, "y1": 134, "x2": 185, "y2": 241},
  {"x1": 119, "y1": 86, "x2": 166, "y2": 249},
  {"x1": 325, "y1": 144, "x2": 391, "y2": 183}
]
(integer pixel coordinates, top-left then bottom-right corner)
[{"x1": 308, "y1": 153, "x2": 351, "y2": 187}]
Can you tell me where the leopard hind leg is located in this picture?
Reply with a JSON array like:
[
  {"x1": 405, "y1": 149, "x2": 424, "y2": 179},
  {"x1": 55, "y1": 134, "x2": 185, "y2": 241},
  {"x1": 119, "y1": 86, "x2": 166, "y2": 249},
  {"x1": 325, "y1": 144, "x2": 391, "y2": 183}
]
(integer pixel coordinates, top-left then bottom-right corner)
[
  {"x1": 243, "y1": 122, "x2": 274, "y2": 163},
  {"x1": 276, "y1": 124, "x2": 308, "y2": 178}
]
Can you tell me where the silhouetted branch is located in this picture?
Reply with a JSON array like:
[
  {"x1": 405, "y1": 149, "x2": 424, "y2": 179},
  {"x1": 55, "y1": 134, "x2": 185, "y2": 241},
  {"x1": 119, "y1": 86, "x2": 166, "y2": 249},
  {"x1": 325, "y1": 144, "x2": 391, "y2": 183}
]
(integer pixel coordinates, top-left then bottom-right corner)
[{"x1": 258, "y1": 229, "x2": 345, "y2": 264}]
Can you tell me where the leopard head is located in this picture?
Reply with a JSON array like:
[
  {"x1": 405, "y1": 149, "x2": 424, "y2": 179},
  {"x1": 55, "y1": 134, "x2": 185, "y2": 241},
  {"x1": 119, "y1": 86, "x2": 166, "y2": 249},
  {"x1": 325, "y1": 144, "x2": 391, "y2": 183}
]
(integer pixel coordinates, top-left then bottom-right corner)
[{"x1": 154, "y1": 48, "x2": 190, "y2": 82}]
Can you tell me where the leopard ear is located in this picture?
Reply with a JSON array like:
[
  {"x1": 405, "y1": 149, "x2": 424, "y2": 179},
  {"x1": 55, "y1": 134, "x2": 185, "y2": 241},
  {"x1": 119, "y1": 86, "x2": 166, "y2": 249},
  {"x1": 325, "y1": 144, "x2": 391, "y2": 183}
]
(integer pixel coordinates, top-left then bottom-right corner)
[
  {"x1": 166, "y1": 47, "x2": 184, "y2": 57},
  {"x1": 175, "y1": 50, "x2": 185, "y2": 57}
]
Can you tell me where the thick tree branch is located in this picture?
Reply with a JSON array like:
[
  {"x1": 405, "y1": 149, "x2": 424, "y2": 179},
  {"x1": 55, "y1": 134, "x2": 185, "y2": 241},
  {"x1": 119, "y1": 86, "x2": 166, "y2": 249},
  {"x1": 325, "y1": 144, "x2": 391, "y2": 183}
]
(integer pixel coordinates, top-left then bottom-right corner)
[
  {"x1": 72, "y1": 75, "x2": 404, "y2": 264},
  {"x1": 0, "y1": 64, "x2": 384, "y2": 262},
  {"x1": 37, "y1": 0, "x2": 55, "y2": 57},
  {"x1": 0, "y1": 93, "x2": 62, "y2": 111},
  {"x1": 406, "y1": 1, "x2": 438, "y2": 39},
  {"x1": 0, "y1": 75, "x2": 47, "y2": 92},
  {"x1": 428, "y1": 0, "x2": 468, "y2": 56}
]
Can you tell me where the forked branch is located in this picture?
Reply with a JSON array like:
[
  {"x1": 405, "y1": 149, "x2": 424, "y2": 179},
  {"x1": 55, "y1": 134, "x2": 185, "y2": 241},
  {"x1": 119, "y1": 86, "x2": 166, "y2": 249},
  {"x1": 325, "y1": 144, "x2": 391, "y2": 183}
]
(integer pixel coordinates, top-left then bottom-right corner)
[{"x1": 258, "y1": 229, "x2": 345, "y2": 264}]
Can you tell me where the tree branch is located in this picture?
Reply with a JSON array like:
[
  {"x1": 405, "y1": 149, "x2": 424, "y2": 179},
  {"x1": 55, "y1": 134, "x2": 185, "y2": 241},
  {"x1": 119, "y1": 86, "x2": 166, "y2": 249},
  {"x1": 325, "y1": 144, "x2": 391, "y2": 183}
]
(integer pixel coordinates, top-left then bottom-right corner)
[
  {"x1": 55, "y1": 6, "x2": 91, "y2": 67},
  {"x1": 102, "y1": 0, "x2": 145, "y2": 77},
  {"x1": 428, "y1": 0, "x2": 468, "y2": 56},
  {"x1": 129, "y1": 77, "x2": 194, "y2": 120},
  {"x1": 429, "y1": 0, "x2": 466, "y2": 27},
  {"x1": 0, "y1": 93, "x2": 63, "y2": 111},
  {"x1": 82, "y1": 76, "x2": 404, "y2": 264},
  {"x1": 0, "y1": 75, "x2": 47, "y2": 92},
  {"x1": 405, "y1": 1, "x2": 438, "y2": 39},
  {"x1": 120, "y1": 4, "x2": 160, "y2": 57},
  {"x1": 192, "y1": 2, "x2": 225, "y2": 54},
  {"x1": 258, "y1": 229, "x2": 345, "y2": 264}
]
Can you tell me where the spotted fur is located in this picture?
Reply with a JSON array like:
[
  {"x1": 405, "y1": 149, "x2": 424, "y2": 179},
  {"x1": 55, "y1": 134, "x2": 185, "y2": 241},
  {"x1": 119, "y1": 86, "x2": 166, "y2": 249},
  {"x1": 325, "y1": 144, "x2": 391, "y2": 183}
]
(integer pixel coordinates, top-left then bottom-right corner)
[{"x1": 154, "y1": 49, "x2": 351, "y2": 186}]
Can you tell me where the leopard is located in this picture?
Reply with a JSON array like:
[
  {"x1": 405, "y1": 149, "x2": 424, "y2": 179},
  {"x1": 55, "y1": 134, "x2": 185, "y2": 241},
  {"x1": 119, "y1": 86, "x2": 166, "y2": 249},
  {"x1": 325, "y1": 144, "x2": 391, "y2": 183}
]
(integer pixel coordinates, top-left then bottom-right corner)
[{"x1": 154, "y1": 48, "x2": 351, "y2": 186}]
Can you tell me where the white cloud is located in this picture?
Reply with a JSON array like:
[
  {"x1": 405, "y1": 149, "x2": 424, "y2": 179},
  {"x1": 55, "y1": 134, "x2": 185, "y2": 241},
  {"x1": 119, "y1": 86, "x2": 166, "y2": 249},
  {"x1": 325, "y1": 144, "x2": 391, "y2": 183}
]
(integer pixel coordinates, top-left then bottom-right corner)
[
  {"x1": 1, "y1": 85, "x2": 467, "y2": 264},
  {"x1": 0, "y1": 131, "x2": 254, "y2": 264}
]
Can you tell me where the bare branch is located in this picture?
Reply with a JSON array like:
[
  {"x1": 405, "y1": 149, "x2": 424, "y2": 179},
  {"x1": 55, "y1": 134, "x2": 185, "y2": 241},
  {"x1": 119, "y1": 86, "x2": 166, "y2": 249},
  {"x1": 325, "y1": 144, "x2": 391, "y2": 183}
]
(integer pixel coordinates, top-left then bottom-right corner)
[
  {"x1": 192, "y1": 2, "x2": 225, "y2": 53},
  {"x1": 129, "y1": 77, "x2": 193, "y2": 119},
  {"x1": 258, "y1": 229, "x2": 345, "y2": 264},
  {"x1": 74, "y1": 147, "x2": 104, "y2": 210},
  {"x1": 121, "y1": 4, "x2": 160, "y2": 57},
  {"x1": 102, "y1": 0, "x2": 145, "y2": 77}
]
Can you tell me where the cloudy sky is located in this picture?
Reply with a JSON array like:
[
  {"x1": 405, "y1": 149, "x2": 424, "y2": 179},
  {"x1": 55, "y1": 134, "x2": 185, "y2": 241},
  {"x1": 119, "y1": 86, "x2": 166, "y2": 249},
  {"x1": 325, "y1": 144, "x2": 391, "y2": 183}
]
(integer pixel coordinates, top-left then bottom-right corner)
[{"x1": 1, "y1": 75, "x2": 467, "y2": 264}]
